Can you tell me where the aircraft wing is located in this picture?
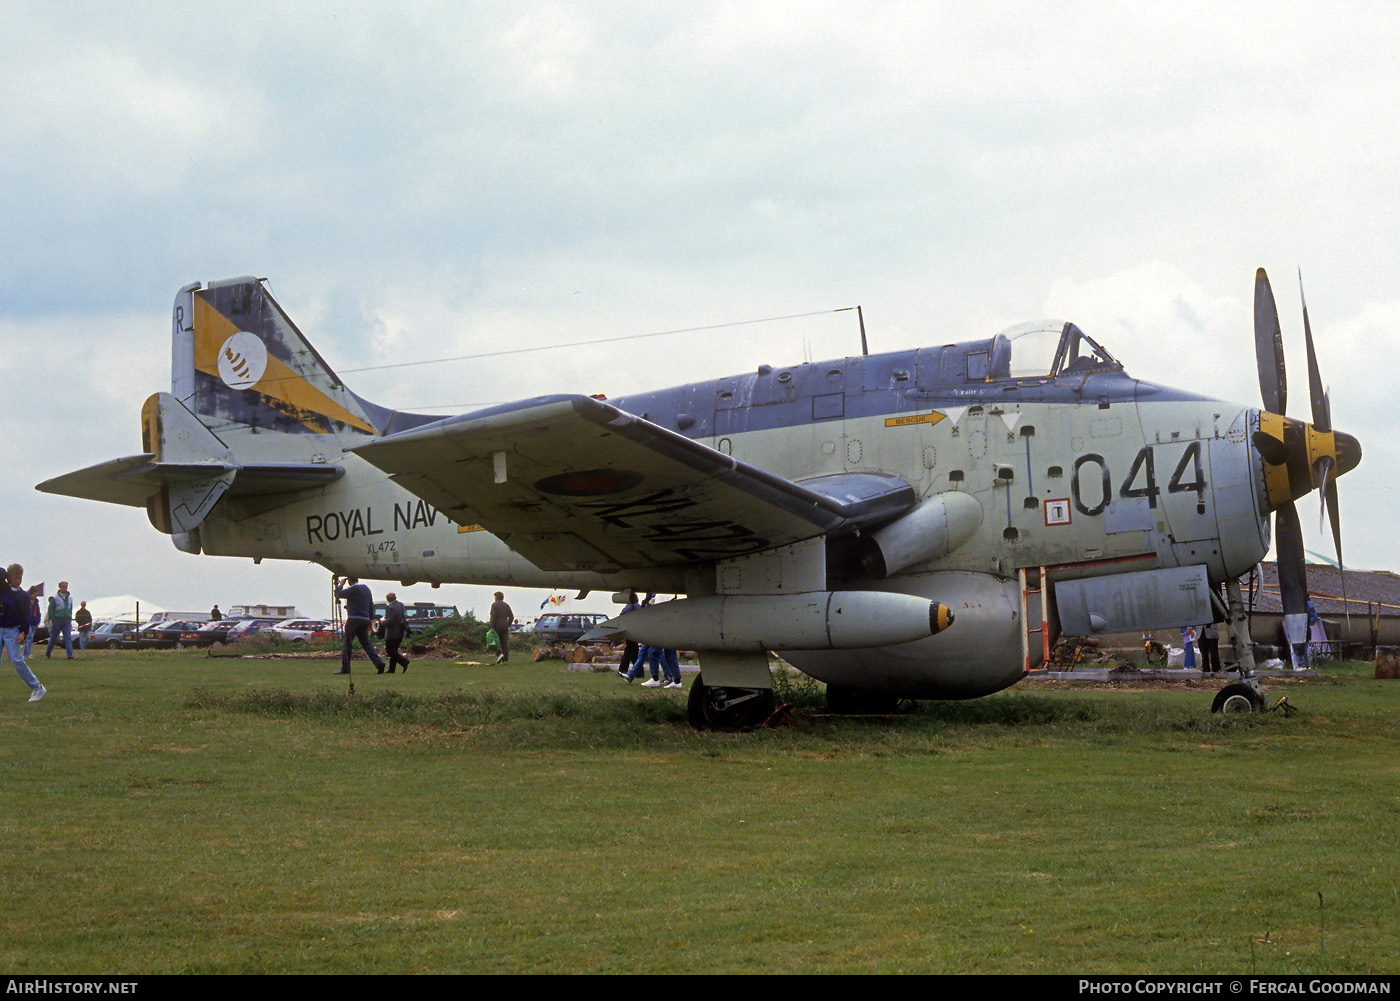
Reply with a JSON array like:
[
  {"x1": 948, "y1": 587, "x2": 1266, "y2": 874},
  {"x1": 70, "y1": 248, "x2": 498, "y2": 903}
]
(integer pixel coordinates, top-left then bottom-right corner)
[{"x1": 352, "y1": 394, "x2": 915, "y2": 572}]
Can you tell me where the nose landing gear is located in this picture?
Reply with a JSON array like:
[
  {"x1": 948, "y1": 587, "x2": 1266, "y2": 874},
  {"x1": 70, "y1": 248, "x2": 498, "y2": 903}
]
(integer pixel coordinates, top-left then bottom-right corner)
[{"x1": 1211, "y1": 682, "x2": 1265, "y2": 713}]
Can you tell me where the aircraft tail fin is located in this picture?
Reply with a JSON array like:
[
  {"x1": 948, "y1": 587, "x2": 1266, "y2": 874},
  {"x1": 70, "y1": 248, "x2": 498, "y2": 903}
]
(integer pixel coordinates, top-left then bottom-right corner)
[
  {"x1": 172, "y1": 277, "x2": 386, "y2": 442},
  {"x1": 37, "y1": 277, "x2": 382, "y2": 548}
]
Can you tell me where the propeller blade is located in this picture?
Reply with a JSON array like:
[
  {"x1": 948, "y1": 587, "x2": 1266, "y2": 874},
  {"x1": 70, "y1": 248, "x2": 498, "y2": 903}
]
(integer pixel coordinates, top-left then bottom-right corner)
[
  {"x1": 1325, "y1": 476, "x2": 1350, "y2": 634},
  {"x1": 1315, "y1": 455, "x2": 1333, "y2": 534},
  {"x1": 1276, "y1": 501, "x2": 1308, "y2": 616},
  {"x1": 1300, "y1": 271, "x2": 1350, "y2": 634},
  {"x1": 1276, "y1": 500, "x2": 1309, "y2": 668},
  {"x1": 1252, "y1": 430, "x2": 1291, "y2": 466},
  {"x1": 1299, "y1": 270, "x2": 1330, "y2": 432},
  {"x1": 1255, "y1": 268, "x2": 1287, "y2": 414},
  {"x1": 1324, "y1": 476, "x2": 1343, "y2": 565}
]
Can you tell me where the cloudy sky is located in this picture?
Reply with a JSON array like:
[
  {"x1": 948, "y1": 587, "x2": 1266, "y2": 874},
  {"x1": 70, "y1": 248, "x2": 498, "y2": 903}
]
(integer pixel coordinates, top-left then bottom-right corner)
[{"x1": 4, "y1": 1, "x2": 1398, "y2": 624}]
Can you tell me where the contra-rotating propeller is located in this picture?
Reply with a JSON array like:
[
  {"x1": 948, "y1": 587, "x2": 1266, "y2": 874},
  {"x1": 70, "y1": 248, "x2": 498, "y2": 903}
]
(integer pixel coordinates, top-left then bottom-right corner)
[{"x1": 1251, "y1": 268, "x2": 1361, "y2": 663}]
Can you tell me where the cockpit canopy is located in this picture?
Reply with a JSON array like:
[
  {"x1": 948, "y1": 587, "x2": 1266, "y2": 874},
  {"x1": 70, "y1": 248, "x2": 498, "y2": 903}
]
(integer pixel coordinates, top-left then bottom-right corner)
[{"x1": 987, "y1": 321, "x2": 1123, "y2": 381}]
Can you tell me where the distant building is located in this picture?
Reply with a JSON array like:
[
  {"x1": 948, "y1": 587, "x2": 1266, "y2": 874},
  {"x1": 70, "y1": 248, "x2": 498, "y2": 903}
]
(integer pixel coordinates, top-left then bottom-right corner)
[
  {"x1": 229, "y1": 603, "x2": 301, "y2": 619},
  {"x1": 1243, "y1": 563, "x2": 1400, "y2": 657}
]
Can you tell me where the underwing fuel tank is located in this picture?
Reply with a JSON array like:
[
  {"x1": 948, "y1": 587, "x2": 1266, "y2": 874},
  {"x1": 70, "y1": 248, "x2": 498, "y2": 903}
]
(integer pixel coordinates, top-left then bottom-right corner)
[{"x1": 596, "y1": 591, "x2": 954, "y2": 652}]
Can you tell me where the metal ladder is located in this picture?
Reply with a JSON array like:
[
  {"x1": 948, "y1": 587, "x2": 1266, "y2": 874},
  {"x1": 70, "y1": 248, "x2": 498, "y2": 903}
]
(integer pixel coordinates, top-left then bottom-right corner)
[{"x1": 1019, "y1": 565, "x2": 1051, "y2": 673}]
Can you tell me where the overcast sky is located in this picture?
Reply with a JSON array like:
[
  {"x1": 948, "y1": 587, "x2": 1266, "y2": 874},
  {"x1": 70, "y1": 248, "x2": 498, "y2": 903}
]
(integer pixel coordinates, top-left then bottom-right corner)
[{"x1": 5, "y1": 1, "x2": 1398, "y2": 624}]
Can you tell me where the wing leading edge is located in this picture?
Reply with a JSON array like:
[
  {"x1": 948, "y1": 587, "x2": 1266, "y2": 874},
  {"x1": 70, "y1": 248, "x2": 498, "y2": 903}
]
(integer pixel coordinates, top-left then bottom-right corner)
[{"x1": 352, "y1": 394, "x2": 915, "y2": 572}]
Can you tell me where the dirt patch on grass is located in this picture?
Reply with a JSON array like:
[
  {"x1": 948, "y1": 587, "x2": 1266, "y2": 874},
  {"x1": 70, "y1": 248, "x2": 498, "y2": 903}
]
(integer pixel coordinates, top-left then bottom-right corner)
[{"x1": 1020, "y1": 674, "x2": 1313, "y2": 694}]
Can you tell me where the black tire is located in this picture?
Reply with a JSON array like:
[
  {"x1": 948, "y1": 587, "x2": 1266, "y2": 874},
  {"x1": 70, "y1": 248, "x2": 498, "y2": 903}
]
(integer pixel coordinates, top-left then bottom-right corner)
[
  {"x1": 687, "y1": 674, "x2": 776, "y2": 731},
  {"x1": 1211, "y1": 682, "x2": 1265, "y2": 713}
]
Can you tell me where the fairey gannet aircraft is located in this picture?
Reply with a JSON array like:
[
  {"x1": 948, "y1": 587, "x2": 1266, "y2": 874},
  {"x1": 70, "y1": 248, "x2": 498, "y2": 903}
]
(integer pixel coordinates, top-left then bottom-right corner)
[{"x1": 39, "y1": 270, "x2": 1359, "y2": 728}]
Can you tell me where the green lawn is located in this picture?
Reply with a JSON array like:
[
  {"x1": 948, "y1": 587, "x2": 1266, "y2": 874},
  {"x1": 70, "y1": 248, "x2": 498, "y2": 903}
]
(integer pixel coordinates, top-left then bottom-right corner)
[{"x1": 1, "y1": 650, "x2": 1395, "y2": 974}]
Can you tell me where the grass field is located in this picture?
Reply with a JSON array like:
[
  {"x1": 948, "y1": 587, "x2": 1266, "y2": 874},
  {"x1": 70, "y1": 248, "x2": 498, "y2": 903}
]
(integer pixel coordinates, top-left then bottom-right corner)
[{"x1": 0, "y1": 648, "x2": 1396, "y2": 974}]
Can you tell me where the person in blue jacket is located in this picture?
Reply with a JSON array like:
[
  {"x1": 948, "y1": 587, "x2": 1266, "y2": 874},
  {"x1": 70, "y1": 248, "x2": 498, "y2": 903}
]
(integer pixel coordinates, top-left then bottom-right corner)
[
  {"x1": 2, "y1": 564, "x2": 46, "y2": 702},
  {"x1": 334, "y1": 575, "x2": 386, "y2": 675}
]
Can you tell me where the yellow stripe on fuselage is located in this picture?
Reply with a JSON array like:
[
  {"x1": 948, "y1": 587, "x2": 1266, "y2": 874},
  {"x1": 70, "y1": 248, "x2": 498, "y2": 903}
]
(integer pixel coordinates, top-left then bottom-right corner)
[{"x1": 884, "y1": 411, "x2": 947, "y2": 429}]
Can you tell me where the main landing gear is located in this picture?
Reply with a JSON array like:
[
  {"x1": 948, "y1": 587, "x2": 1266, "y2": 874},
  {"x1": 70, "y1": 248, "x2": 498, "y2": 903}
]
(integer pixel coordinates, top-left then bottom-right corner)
[{"x1": 687, "y1": 675, "x2": 776, "y2": 731}]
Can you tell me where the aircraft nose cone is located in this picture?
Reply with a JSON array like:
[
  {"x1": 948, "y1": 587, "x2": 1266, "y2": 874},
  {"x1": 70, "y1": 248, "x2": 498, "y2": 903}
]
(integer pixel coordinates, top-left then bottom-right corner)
[{"x1": 1334, "y1": 429, "x2": 1361, "y2": 476}]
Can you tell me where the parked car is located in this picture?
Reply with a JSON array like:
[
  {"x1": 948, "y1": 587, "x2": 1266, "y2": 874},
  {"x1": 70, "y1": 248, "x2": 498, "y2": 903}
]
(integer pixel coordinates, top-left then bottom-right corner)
[
  {"x1": 222, "y1": 617, "x2": 285, "y2": 642},
  {"x1": 270, "y1": 618, "x2": 338, "y2": 642},
  {"x1": 370, "y1": 601, "x2": 457, "y2": 637},
  {"x1": 190, "y1": 620, "x2": 236, "y2": 646},
  {"x1": 173, "y1": 622, "x2": 224, "y2": 648},
  {"x1": 87, "y1": 620, "x2": 141, "y2": 650},
  {"x1": 532, "y1": 612, "x2": 610, "y2": 643},
  {"x1": 129, "y1": 620, "x2": 209, "y2": 650},
  {"x1": 189, "y1": 618, "x2": 264, "y2": 647}
]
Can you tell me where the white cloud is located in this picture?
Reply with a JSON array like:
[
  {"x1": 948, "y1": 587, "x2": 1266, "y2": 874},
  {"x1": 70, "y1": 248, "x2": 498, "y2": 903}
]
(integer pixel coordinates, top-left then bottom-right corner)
[{"x1": 1043, "y1": 260, "x2": 1251, "y2": 402}]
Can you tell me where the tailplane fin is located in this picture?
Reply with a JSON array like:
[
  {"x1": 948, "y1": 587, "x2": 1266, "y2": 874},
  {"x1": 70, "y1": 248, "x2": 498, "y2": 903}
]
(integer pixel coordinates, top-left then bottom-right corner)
[
  {"x1": 172, "y1": 277, "x2": 385, "y2": 444},
  {"x1": 38, "y1": 277, "x2": 375, "y2": 546}
]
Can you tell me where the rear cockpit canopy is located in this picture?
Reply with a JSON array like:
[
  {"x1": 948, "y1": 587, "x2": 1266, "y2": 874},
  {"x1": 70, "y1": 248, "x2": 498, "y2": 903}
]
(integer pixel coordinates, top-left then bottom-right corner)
[{"x1": 989, "y1": 321, "x2": 1123, "y2": 381}]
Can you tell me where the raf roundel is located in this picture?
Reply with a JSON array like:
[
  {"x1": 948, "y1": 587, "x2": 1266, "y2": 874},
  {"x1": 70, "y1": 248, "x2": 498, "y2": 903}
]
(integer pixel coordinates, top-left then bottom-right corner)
[{"x1": 217, "y1": 331, "x2": 268, "y2": 390}]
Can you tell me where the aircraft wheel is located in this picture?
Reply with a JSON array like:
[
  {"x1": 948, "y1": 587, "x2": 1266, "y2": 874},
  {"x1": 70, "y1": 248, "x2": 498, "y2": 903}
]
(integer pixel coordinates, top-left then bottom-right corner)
[
  {"x1": 687, "y1": 674, "x2": 775, "y2": 731},
  {"x1": 826, "y1": 685, "x2": 901, "y2": 714},
  {"x1": 1211, "y1": 682, "x2": 1265, "y2": 713}
]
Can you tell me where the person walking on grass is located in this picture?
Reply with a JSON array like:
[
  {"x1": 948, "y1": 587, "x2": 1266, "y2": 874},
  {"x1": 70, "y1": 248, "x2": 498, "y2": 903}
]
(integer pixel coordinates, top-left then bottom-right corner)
[
  {"x1": 334, "y1": 575, "x2": 386, "y2": 676},
  {"x1": 383, "y1": 592, "x2": 411, "y2": 674},
  {"x1": 2, "y1": 564, "x2": 46, "y2": 702},
  {"x1": 629, "y1": 643, "x2": 662, "y2": 686},
  {"x1": 75, "y1": 601, "x2": 92, "y2": 651},
  {"x1": 46, "y1": 581, "x2": 74, "y2": 659},
  {"x1": 614, "y1": 591, "x2": 641, "y2": 682},
  {"x1": 489, "y1": 592, "x2": 514, "y2": 664}
]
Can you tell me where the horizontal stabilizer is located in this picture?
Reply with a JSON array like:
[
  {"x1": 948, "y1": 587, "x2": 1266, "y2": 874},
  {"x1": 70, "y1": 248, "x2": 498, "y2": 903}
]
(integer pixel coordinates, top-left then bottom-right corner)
[
  {"x1": 37, "y1": 455, "x2": 185, "y2": 509},
  {"x1": 37, "y1": 457, "x2": 344, "y2": 529},
  {"x1": 37, "y1": 388, "x2": 346, "y2": 532},
  {"x1": 38, "y1": 457, "x2": 344, "y2": 504}
]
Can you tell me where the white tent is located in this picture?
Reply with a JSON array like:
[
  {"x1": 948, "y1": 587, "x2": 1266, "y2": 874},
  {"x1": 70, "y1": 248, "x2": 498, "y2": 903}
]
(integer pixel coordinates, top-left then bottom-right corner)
[{"x1": 83, "y1": 595, "x2": 166, "y2": 623}]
